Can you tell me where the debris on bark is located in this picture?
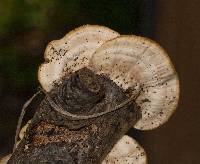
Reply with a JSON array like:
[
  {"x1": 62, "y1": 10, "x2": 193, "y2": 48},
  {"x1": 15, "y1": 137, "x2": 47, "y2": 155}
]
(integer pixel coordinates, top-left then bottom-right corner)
[{"x1": 8, "y1": 68, "x2": 141, "y2": 164}]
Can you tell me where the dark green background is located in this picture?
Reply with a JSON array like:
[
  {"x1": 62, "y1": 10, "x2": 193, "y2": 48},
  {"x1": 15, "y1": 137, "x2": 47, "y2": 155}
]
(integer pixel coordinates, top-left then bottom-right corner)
[{"x1": 0, "y1": 0, "x2": 200, "y2": 163}]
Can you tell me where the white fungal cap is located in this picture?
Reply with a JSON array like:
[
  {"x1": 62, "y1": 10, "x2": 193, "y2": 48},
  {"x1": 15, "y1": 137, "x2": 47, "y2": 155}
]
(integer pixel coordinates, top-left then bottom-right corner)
[
  {"x1": 90, "y1": 36, "x2": 180, "y2": 130},
  {"x1": 102, "y1": 135, "x2": 147, "y2": 164},
  {"x1": 38, "y1": 25, "x2": 179, "y2": 129},
  {"x1": 38, "y1": 25, "x2": 119, "y2": 92}
]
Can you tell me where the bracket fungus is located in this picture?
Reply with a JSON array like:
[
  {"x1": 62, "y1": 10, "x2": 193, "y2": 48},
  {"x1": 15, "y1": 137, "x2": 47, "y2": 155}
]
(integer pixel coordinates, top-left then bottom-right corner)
[
  {"x1": 89, "y1": 36, "x2": 179, "y2": 130},
  {"x1": 4, "y1": 25, "x2": 179, "y2": 164},
  {"x1": 38, "y1": 25, "x2": 119, "y2": 92}
]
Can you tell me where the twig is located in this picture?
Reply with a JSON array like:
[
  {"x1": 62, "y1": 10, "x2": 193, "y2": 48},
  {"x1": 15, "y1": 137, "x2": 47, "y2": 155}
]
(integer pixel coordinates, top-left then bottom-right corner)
[{"x1": 13, "y1": 90, "x2": 42, "y2": 152}]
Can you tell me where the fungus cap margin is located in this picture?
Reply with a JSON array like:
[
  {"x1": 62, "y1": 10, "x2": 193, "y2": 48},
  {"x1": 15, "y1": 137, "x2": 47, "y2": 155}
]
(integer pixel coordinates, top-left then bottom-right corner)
[
  {"x1": 89, "y1": 35, "x2": 180, "y2": 130},
  {"x1": 38, "y1": 25, "x2": 119, "y2": 92},
  {"x1": 102, "y1": 135, "x2": 147, "y2": 164}
]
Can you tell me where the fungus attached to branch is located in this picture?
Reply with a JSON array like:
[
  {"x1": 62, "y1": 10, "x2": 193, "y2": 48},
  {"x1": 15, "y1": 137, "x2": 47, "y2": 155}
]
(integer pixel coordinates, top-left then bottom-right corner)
[
  {"x1": 89, "y1": 36, "x2": 179, "y2": 130},
  {"x1": 6, "y1": 25, "x2": 179, "y2": 164},
  {"x1": 38, "y1": 25, "x2": 119, "y2": 92},
  {"x1": 8, "y1": 68, "x2": 141, "y2": 164}
]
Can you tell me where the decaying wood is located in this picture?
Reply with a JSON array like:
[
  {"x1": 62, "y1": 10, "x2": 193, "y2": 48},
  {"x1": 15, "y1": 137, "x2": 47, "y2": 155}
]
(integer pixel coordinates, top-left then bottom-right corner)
[{"x1": 8, "y1": 68, "x2": 141, "y2": 164}]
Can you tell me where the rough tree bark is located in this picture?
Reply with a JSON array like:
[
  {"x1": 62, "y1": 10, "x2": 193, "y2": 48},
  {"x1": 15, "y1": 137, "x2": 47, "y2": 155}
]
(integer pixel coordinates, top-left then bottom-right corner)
[{"x1": 8, "y1": 68, "x2": 141, "y2": 164}]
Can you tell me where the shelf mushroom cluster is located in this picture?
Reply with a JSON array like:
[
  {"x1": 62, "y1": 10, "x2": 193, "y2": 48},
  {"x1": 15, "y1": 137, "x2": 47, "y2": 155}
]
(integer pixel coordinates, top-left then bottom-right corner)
[
  {"x1": 38, "y1": 25, "x2": 179, "y2": 164},
  {"x1": 1, "y1": 25, "x2": 179, "y2": 164}
]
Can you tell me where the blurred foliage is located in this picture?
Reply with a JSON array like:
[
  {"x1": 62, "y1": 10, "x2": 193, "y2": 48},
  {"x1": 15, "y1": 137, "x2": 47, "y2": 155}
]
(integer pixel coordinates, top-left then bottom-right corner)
[
  {"x1": 0, "y1": 0, "x2": 142, "y2": 90},
  {"x1": 0, "y1": 0, "x2": 141, "y2": 36}
]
